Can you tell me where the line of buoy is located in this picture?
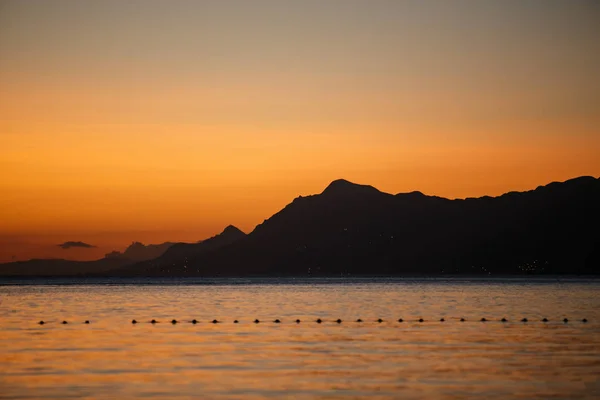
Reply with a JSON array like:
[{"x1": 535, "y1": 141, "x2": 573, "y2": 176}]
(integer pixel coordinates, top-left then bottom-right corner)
[{"x1": 35, "y1": 318, "x2": 591, "y2": 325}]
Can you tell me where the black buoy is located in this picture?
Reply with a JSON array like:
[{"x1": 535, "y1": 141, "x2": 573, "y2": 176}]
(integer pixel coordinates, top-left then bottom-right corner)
[
  {"x1": 377, "y1": 318, "x2": 383, "y2": 323},
  {"x1": 460, "y1": 318, "x2": 465, "y2": 322},
  {"x1": 542, "y1": 318, "x2": 548, "y2": 322},
  {"x1": 234, "y1": 320, "x2": 239, "y2": 324},
  {"x1": 212, "y1": 319, "x2": 218, "y2": 324},
  {"x1": 501, "y1": 318, "x2": 507, "y2": 322},
  {"x1": 398, "y1": 318, "x2": 403, "y2": 323},
  {"x1": 171, "y1": 319, "x2": 177, "y2": 324},
  {"x1": 84, "y1": 320, "x2": 90, "y2": 324},
  {"x1": 356, "y1": 318, "x2": 363, "y2": 323},
  {"x1": 582, "y1": 318, "x2": 588, "y2": 323},
  {"x1": 151, "y1": 319, "x2": 157, "y2": 324},
  {"x1": 440, "y1": 318, "x2": 445, "y2": 322},
  {"x1": 132, "y1": 319, "x2": 137, "y2": 324},
  {"x1": 481, "y1": 318, "x2": 487, "y2": 322},
  {"x1": 296, "y1": 319, "x2": 301, "y2": 323},
  {"x1": 316, "y1": 318, "x2": 322, "y2": 324},
  {"x1": 192, "y1": 319, "x2": 197, "y2": 324},
  {"x1": 62, "y1": 321, "x2": 68, "y2": 325},
  {"x1": 418, "y1": 318, "x2": 424, "y2": 322},
  {"x1": 254, "y1": 319, "x2": 260, "y2": 323},
  {"x1": 563, "y1": 318, "x2": 568, "y2": 323},
  {"x1": 521, "y1": 318, "x2": 528, "y2": 322},
  {"x1": 336, "y1": 319, "x2": 342, "y2": 324},
  {"x1": 274, "y1": 319, "x2": 281, "y2": 323},
  {"x1": 38, "y1": 321, "x2": 44, "y2": 325}
]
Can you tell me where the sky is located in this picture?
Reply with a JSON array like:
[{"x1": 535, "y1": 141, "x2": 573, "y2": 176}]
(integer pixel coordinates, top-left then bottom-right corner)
[{"x1": 1, "y1": 0, "x2": 599, "y2": 262}]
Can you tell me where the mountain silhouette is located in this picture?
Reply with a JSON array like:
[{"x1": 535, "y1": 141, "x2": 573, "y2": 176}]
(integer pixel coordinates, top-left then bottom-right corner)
[
  {"x1": 116, "y1": 225, "x2": 246, "y2": 274},
  {"x1": 109, "y1": 176, "x2": 600, "y2": 277},
  {"x1": 2, "y1": 177, "x2": 599, "y2": 277},
  {"x1": 105, "y1": 241, "x2": 175, "y2": 262},
  {"x1": 321, "y1": 179, "x2": 382, "y2": 197},
  {"x1": 2, "y1": 239, "x2": 185, "y2": 276}
]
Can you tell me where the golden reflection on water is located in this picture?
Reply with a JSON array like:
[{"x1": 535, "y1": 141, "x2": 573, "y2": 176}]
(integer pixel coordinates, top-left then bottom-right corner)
[{"x1": 1, "y1": 279, "x2": 599, "y2": 399}]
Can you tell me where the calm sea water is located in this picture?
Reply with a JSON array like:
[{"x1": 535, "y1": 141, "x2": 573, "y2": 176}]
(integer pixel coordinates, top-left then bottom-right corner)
[{"x1": 1, "y1": 278, "x2": 599, "y2": 399}]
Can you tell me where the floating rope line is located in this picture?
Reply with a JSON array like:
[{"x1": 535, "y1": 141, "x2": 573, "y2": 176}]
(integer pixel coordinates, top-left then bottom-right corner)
[{"x1": 33, "y1": 317, "x2": 590, "y2": 325}]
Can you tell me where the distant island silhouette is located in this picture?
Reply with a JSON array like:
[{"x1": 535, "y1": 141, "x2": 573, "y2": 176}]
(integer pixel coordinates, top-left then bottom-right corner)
[{"x1": 1, "y1": 176, "x2": 599, "y2": 277}]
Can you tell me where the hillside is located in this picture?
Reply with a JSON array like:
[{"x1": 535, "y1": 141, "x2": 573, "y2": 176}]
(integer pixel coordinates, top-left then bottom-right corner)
[{"x1": 111, "y1": 176, "x2": 600, "y2": 277}]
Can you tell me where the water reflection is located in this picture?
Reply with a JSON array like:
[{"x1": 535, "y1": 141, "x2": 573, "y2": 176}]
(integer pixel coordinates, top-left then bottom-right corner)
[{"x1": 1, "y1": 279, "x2": 599, "y2": 399}]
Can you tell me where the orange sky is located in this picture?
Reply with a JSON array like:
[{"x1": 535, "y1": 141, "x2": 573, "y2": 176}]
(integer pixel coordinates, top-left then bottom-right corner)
[{"x1": 1, "y1": 1, "x2": 599, "y2": 262}]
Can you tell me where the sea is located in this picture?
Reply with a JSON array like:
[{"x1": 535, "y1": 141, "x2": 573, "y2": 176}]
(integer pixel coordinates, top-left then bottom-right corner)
[{"x1": 1, "y1": 277, "x2": 599, "y2": 399}]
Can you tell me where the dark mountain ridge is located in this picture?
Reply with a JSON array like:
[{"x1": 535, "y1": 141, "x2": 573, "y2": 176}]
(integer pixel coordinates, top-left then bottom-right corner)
[
  {"x1": 119, "y1": 225, "x2": 246, "y2": 274},
  {"x1": 0, "y1": 231, "x2": 240, "y2": 277},
  {"x1": 105, "y1": 241, "x2": 175, "y2": 262},
  {"x1": 113, "y1": 175, "x2": 600, "y2": 277}
]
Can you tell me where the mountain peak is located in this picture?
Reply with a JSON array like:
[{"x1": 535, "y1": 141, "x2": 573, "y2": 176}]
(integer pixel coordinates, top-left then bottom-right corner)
[
  {"x1": 322, "y1": 179, "x2": 380, "y2": 196},
  {"x1": 221, "y1": 225, "x2": 245, "y2": 236}
]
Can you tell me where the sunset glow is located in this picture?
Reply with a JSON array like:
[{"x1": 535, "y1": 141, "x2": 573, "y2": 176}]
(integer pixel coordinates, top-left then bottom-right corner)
[{"x1": 1, "y1": 1, "x2": 599, "y2": 261}]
